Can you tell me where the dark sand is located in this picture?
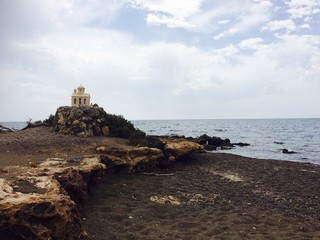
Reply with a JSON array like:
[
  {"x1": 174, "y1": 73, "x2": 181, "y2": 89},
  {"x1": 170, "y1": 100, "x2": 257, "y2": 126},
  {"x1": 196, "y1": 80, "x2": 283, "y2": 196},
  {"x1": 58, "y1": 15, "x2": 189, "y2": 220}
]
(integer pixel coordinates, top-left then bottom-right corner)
[
  {"x1": 82, "y1": 153, "x2": 320, "y2": 240},
  {"x1": 1, "y1": 127, "x2": 320, "y2": 239}
]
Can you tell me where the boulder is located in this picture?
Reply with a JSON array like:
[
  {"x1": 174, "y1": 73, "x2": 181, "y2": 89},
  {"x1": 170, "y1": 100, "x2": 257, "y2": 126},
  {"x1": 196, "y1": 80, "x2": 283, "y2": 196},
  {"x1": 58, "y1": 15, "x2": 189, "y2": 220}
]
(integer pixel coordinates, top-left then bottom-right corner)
[
  {"x1": 282, "y1": 149, "x2": 297, "y2": 154},
  {"x1": 99, "y1": 146, "x2": 164, "y2": 172},
  {"x1": 163, "y1": 140, "x2": 204, "y2": 162},
  {"x1": 102, "y1": 125, "x2": 110, "y2": 136},
  {"x1": 195, "y1": 134, "x2": 232, "y2": 150},
  {"x1": 233, "y1": 142, "x2": 250, "y2": 147}
]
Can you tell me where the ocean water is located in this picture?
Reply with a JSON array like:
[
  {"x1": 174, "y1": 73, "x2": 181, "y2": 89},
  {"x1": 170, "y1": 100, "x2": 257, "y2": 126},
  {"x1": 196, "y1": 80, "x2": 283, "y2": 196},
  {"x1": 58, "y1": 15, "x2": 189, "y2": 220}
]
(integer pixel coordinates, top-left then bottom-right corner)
[
  {"x1": 2, "y1": 119, "x2": 319, "y2": 164},
  {"x1": 132, "y1": 119, "x2": 320, "y2": 164},
  {"x1": 0, "y1": 122, "x2": 28, "y2": 130}
]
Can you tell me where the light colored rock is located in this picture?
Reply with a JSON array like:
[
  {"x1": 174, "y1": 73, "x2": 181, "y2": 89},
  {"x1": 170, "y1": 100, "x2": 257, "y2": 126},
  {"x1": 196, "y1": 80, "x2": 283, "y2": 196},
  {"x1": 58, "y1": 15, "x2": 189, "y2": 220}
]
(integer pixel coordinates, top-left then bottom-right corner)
[
  {"x1": 0, "y1": 156, "x2": 106, "y2": 239},
  {"x1": 72, "y1": 119, "x2": 80, "y2": 125},
  {"x1": 164, "y1": 140, "x2": 204, "y2": 161},
  {"x1": 100, "y1": 146, "x2": 163, "y2": 172},
  {"x1": 150, "y1": 195, "x2": 181, "y2": 205},
  {"x1": 102, "y1": 125, "x2": 109, "y2": 136}
]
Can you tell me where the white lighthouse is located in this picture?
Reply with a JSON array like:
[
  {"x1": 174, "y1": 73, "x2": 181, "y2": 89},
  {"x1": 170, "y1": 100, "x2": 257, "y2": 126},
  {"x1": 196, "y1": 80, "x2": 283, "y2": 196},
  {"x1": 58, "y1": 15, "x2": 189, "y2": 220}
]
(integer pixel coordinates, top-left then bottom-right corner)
[{"x1": 71, "y1": 85, "x2": 91, "y2": 106}]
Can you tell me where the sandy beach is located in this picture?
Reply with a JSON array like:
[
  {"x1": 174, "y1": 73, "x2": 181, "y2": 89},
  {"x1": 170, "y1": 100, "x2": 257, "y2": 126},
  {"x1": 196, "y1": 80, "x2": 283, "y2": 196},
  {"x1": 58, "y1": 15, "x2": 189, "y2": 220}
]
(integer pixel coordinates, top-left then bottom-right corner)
[
  {"x1": 82, "y1": 152, "x2": 320, "y2": 240},
  {"x1": 1, "y1": 127, "x2": 320, "y2": 239}
]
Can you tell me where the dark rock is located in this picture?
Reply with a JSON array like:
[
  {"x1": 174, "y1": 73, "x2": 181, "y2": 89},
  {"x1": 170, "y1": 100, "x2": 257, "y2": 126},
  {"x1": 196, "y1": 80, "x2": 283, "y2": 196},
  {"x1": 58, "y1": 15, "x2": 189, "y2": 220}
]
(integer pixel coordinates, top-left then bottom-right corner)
[
  {"x1": 195, "y1": 134, "x2": 232, "y2": 149},
  {"x1": 282, "y1": 149, "x2": 297, "y2": 154},
  {"x1": 233, "y1": 142, "x2": 250, "y2": 147},
  {"x1": 274, "y1": 141, "x2": 284, "y2": 145}
]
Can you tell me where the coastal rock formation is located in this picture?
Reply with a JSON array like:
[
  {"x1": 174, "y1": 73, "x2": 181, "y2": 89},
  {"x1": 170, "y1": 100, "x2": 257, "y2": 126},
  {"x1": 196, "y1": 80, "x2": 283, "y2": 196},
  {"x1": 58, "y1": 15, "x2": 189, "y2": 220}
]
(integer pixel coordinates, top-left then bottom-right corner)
[
  {"x1": 53, "y1": 106, "x2": 138, "y2": 138},
  {"x1": 0, "y1": 124, "x2": 208, "y2": 239},
  {"x1": 282, "y1": 148, "x2": 297, "y2": 154},
  {"x1": 194, "y1": 134, "x2": 233, "y2": 151},
  {"x1": 163, "y1": 139, "x2": 204, "y2": 162},
  {"x1": 0, "y1": 157, "x2": 106, "y2": 239},
  {"x1": 98, "y1": 146, "x2": 164, "y2": 172},
  {"x1": 54, "y1": 105, "x2": 109, "y2": 137}
]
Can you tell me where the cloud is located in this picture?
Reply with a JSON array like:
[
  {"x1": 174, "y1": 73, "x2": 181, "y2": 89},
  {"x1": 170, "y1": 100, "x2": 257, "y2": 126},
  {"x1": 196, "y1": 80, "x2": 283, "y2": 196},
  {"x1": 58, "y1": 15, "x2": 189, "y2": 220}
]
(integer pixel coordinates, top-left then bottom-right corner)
[
  {"x1": 129, "y1": 0, "x2": 202, "y2": 29},
  {"x1": 238, "y1": 38, "x2": 264, "y2": 49},
  {"x1": 213, "y1": 0, "x2": 273, "y2": 40},
  {"x1": 285, "y1": 0, "x2": 320, "y2": 18},
  {"x1": 262, "y1": 19, "x2": 297, "y2": 32},
  {"x1": 1, "y1": 0, "x2": 320, "y2": 120}
]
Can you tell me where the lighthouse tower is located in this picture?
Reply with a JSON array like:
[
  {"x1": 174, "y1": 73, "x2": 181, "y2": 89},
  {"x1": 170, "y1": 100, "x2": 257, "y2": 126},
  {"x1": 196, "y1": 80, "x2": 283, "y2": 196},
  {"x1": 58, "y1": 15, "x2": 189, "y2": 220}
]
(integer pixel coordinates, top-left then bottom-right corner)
[{"x1": 71, "y1": 85, "x2": 91, "y2": 106}]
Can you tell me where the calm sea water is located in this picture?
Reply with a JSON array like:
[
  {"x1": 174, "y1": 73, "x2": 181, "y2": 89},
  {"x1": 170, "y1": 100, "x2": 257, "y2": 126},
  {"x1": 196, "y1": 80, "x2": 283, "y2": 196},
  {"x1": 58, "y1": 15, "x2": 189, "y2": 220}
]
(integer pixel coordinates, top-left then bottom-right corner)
[
  {"x1": 2, "y1": 119, "x2": 319, "y2": 164},
  {"x1": 132, "y1": 119, "x2": 320, "y2": 164}
]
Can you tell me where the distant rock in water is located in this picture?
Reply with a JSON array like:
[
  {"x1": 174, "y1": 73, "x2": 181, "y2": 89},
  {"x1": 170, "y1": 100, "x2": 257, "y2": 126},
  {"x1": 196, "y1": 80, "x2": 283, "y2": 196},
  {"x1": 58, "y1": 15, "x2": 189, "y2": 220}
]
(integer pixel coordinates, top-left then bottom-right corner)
[
  {"x1": 274, "y1": 141, "x2": 284, "y2": 145},
  {"x1": 53, "y1": 105, "x2": 139, "y2": 138},
  {"x1": 233, "y1": 142, "x2": 250, "y2": 147},
  {"x1": 282, "y1": 149, "x2": 297, "y2": 154},
  {"x1": 195, "y1": 134, "x2": 232, "y2": 151}
]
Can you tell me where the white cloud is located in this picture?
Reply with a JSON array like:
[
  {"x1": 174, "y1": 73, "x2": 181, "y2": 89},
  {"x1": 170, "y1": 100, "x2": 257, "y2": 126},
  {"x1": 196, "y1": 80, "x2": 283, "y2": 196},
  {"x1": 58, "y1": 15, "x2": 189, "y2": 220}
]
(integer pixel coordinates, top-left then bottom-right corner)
[
  {"x1": 1, "y1": 0, "x2": 320, "y2": 120},
  {"x1": 218, "y1": 19, "x2": 230, "y2": 25},
  {"x1": 262, "y1": 19, "x2": 296, "y2": 32},
  {"x1": 146, "y1": 13, "x2": 194, "y2": 28},
  {"x1": 129, "y1": 0, "x2": 202, "y2": 29},
  {"x1": 213, "y1": 0, "x2": 273, "y2": 40},
  {"x1": 285, "y1": 0, "x2": 320, "y2": 18},
  {"x1": 238, "y1": 38, "x2": 264, "y2": 49},
  {"x1": 299, "y1": 23, "x2": 311, "y2": 29},
  {"x1": 129, "y1": 0, "x2": 202, "y2": 18}
]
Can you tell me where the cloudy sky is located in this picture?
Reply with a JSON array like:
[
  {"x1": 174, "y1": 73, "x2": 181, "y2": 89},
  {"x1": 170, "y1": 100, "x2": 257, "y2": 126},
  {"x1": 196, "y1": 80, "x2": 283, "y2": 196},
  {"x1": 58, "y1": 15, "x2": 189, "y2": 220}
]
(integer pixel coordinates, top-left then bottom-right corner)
[{"x1": 1, "y1": 0, "x2": 319, "y2": 121}]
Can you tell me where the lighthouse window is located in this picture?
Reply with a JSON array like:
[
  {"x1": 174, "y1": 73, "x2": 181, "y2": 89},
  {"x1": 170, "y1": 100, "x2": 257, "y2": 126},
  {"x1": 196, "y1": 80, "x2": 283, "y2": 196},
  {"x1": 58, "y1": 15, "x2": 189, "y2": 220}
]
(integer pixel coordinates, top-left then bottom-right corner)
[
  {"x1": 74, "y1": 98, "x2": 76, "y2": 104},
  {"x1": 84, "y1": 99, "x2": 86, "y2": 105}
]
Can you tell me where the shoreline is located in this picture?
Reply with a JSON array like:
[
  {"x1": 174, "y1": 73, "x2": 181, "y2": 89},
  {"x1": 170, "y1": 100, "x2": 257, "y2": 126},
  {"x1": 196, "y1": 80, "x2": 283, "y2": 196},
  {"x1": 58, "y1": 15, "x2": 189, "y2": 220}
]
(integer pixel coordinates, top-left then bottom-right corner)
[{"x1": 1, "y1": 127, "x2": 320, "y2": 239}]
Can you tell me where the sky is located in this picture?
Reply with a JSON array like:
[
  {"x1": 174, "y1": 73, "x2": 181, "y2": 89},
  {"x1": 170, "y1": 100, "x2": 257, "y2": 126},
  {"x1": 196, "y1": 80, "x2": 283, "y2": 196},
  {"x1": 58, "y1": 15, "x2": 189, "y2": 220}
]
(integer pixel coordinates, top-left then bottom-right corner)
[{"x1": 0, "y1": 0, "x2": 320, "y2": 121}]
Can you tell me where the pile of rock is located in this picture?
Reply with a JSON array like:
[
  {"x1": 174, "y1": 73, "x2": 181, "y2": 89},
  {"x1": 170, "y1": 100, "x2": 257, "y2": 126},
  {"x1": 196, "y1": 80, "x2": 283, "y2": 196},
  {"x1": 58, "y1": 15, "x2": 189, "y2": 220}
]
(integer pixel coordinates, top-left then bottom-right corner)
[{"x1": 53, "y1": 106, "x2": 110, "y2": 137}]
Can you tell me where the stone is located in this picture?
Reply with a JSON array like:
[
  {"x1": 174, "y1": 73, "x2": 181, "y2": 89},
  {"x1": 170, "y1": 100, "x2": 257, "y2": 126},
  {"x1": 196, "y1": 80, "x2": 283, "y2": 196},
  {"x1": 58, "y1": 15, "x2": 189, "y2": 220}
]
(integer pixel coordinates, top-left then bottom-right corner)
[
  {"x1": 233, "y1": 142, "x2": 250, "y2": 147},
  {"x1": 196, "y1": 134, "x2": 232, "y2": 148},
  {"x1": 72, "y1": 119, "x2": 80, "y2": 125},
  {"x1": 102, "y1": 126, "x2": 109, "y2": 136},
  {"x1": 282, "y1": 149, "x2": 297, "y2": 154},
  {"x1": 100, "y1": 147, "x2": 163, "y2": 172},
  {"x1": 0, "y1": 156, "x2": 106, "y2": 239},
  {"x1": 54, "y1": 106, "x2": 109, "y2": 136},
  {"x1": 163, "y1": 140, "x2": 204, "y2": 162},
  {"x1": 150, "y1": 195, "x2": 181, "y2": 205}
]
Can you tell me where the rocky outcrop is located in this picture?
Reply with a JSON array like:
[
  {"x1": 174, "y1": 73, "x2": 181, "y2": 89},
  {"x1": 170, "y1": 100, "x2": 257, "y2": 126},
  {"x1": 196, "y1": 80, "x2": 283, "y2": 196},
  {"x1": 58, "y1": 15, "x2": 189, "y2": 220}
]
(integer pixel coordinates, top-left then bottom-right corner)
[
  {"x1": 97, "y1": 146, "x2": 164, "y2": 172},
  {"x1": 54, "y1": 105, "x2": 110, "y2": 137},
  {"x1": 193, "y1": 134, "x2": 232, "y2": 151},
  {"x1": 282, "y1": 149, "x2": 297, "y2": 154},
  {"x1": 96, "y1": 138, "x2": 204, "y2": 171},
  {"x1": 162, "y1": 139, "x2": 204, "y2": 163},
  {"x1": 0, "y1": 157, "x2": 106, "y2": 239},
  {"x1": 53, "y1": 106, "x2": 140, "y2": 138},
  {"x1": 0, "y1": 131, "x2": 205, "y2": 239}
]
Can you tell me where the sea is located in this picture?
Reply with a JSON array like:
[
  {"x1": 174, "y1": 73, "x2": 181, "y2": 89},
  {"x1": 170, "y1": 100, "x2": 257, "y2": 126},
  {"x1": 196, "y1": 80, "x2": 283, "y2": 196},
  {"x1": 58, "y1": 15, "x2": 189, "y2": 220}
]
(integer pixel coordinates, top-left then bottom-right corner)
[
  {"x1": 132, "y1": 118, "x2": 320, "y2": 164},
  {"x1": 1, "y1": 119, "x2": 320, "y2": 164}
]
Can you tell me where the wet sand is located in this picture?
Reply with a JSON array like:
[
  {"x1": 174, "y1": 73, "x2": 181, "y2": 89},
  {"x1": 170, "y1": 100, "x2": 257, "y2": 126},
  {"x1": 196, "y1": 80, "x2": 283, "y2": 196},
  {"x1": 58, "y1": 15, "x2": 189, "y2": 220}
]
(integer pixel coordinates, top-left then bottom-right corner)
[{"x1": 82, "y1": 153, "x2": 320, "y2": 240}]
